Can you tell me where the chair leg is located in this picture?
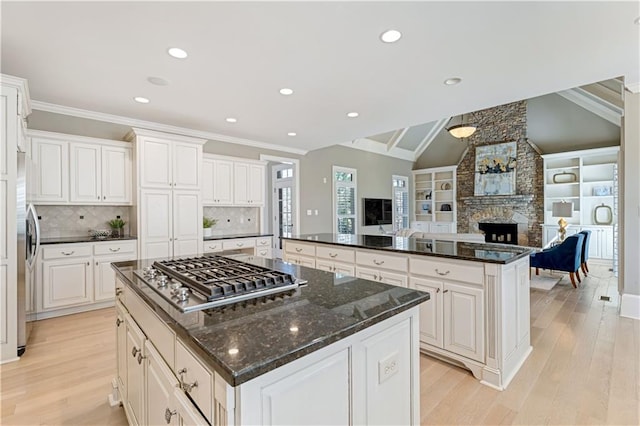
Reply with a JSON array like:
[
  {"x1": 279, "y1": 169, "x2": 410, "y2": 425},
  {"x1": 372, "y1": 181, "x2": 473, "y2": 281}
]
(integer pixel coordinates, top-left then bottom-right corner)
[
  {"x1": 569, "y1": 272, "x2": 577, "y2": 288},
  {"x1": 584, "y1": 262, "x2": 589, "y2": 273},
  {"x1": 535, "y1": 267, "x2": 539, "y2": 276},
  {"x1": 581, "y1": 262, "x2": 588, "y2": 275},
  {"x1": 576, "y1": 269, "x2": 581, "y2": 283}
]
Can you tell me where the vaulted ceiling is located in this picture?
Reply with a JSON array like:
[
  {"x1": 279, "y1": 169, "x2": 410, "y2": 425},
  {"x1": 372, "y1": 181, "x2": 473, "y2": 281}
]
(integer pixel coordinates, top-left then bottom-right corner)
[{"x1": 2, "y1": 2, "x2": 638, "y2": 157}]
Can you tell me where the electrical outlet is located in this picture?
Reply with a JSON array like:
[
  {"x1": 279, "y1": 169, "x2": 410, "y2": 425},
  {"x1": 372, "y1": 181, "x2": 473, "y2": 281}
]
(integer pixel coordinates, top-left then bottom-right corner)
[
  {"x1": 314, "y1": 209, "x2": 318, "y2": 215},
  {"x1": 306, "y1": 209, "x2": 312, "y2": 216},
  {"x1": 378, "y1": 351, "x2": 399, "y2": 384}
]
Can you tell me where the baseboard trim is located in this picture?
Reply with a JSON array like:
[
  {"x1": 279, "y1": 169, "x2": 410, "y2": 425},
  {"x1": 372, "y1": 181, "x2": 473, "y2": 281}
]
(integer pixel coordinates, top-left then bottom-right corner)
[{"x1": 620, "y1": 293, "x2": 640, "y2": 320}]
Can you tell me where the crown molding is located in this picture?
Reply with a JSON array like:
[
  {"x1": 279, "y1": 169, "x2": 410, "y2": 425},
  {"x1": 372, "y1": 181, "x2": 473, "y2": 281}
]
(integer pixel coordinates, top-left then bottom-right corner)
[
  {"x1": 26, "y1": 128, "x2": 130, "y2": 147},
  {"x1": 1, "y1": 73, "x2": 32, "y2": 116},
  {"x1": 125, "y1": 127, "x2": 207, "y2": 145},
  {"x1": 30, "y1": 100, "x2": 308, "y2": 155}
]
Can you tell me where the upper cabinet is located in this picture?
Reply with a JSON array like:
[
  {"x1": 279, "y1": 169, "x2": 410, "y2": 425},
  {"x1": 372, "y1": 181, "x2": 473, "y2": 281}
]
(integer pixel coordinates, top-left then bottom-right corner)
[
  {"x1": 202, "y1": 154, "x2": 265, "y2": 207},
  {"x1": 29, "y1": 130, "x2": 132, "y2": 205},
  {"x1": 133, "y1": 131, "x2": 203, "y2": 190}
]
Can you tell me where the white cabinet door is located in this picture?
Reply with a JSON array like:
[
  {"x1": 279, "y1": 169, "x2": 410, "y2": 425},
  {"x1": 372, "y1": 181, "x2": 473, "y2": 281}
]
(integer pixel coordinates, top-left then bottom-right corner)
[
  {"x1": 201, "y1": 159, "x2": 215, "y2": 205},
  {"x1": 431, "y1": 222, "x2": 453, "y2": 233},
  {"x1": 443, "y1": 282, "x2": 484, "y2": 362},
  {"x1": 146, "y1": 341, "x2": 179, "y2": 426},
  {"x1": 69, "y1": 143, "x2": 101, "y2": 203},
  {"x1": 581, "y1": 226, "x2": 601, "y2": 259},
  {"x1": 32, "y1": 138, "x2": 68, "y2": 202},
  {"x1": 379, "y1": 270, "x2": 408, "y2": 287},
  {"x1": 116, "y1": 302, "x2": 128, "y2": 402},
  {"x1": 172, "y1": 191, "x2": 201, "y2": 257},
  {"x1": 410, "y1": 277, "x2": 443, "y2": 348},
  {"x1": 600, "y1": 227, "x2": 614, "y2": 260},
  {"x1": 173, "y1": 387, "x2": 210, "y2": 426},
  {"x1": 233, "y1": 162, "x2": 250, "y2": 205},
  {"x1": 42, "y1": 258, "x2": 92, "y2": 309},
  {"x1": 254, "y1": 349, "x2": 350, "y2": 426},
  {"x1": 139, "y1": 137, "x2": 172, "y2": 189},
  {"x1": 102, "y1": 145, "x2": 131, "y2": 204},
  {"x1": 95, "y1": 255, "x2": 130, "y2": 301},
  {"x1": 248, "y1": 163, "x2": 265, "y2": 205},
  {"x1": 125, "y1": 315, "x2": 146, "y2": 426},
  {"x1": 213, "y1": 159, "x2": 234, "y2": 205},
  {"x1": 173, "y1": 142, "x2": 200, "y2": 189},
  {"x1": 140, "y1": 190, "x2": 172, "y2": 259}
]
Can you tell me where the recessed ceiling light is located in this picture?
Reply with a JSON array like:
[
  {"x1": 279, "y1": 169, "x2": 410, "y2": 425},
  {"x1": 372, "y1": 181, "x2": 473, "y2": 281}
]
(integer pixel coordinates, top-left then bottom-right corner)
[
  {"x1": 289, "y1": 326, "x2": 299, "y2": 332},
  {"x1": 279, "y1": 88, "x2": 294, "y2": 96},
  {"x1": 133, "y1": 96, "x2": 150, "y2": 104},
  {"x1": 287, "y1": 132, "x2": 297, "y2": 136},
  {"x1": 147, "y1": 76, "x2": 170, "y2": 86},
  {"x1": 226, "y1": 117, "x2": 237, "y2": 123},
  {"x1": 167, "y1": 47, "x2": 188, "y2": 59},
  {"x1": 380, "y1": 29, "x2": 402, "y2": 43},
  {"x1": 444, "y1": 77, "x2": 462, "y2": 86},
  {"x1": 347, "y1": 112, "x2": 359, "y2": 118},
  {"x1": 228, "y1": 348, "x2": 239, "y2": 355}
]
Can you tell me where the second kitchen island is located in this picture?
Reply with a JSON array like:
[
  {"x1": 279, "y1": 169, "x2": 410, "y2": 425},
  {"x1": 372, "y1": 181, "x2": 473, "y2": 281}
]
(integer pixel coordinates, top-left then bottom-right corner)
[
  {"x1": 282, "y1": 233, "x2": 533, "y2": 391},
  {"x1": 112, "y1": 255, "x2": 429, "y2": 426}
]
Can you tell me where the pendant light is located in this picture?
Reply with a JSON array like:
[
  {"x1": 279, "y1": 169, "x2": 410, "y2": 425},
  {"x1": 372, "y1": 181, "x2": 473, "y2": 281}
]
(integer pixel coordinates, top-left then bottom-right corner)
[{"x1": 446, "y1": 113, "x2": 477, "y2": 139}]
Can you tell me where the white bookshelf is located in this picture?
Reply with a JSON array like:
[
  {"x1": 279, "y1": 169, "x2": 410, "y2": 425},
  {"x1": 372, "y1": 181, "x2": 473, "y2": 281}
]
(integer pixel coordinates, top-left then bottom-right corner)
[{"x1": 411, "y1": 166, "x2": 456, "y2": 233}]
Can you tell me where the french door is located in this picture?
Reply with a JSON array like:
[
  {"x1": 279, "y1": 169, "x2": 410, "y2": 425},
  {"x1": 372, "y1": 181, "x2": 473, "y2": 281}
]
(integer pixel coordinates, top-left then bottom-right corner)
[{"x1": 272, "y1": 164, "x2": 295, "y2": 258}]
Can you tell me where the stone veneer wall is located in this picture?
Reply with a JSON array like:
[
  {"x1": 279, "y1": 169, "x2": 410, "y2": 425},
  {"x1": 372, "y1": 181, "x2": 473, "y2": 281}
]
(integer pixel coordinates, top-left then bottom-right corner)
[{"x1": 456, "y1": 101, "x2": 544, "y2": 247}]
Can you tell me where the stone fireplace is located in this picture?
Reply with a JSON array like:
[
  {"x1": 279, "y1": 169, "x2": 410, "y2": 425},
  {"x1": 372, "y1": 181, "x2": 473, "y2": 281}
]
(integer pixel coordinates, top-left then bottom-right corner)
[{"x1": 456, "y1": 101, "x2": 544, "y2": 247}]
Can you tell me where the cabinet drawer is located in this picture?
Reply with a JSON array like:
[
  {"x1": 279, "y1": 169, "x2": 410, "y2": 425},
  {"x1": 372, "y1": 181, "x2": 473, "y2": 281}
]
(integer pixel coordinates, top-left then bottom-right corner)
[
  {"x1": 202, "y1": 241, "x2": 223, "y2": 253},
  {"x1": 176, "y1": 340, "x2": 213, "y2": 424},
  {"x1": 410, "y1": 257, "x2": 484, "y2": 285},
  {"x1": 124, "y1": 287, "x2": 176, "y2": 368},
  {"x1": 255, "y1": 247, "x2": 272, "y2": 258},
  {"x1": 356, "y1": 250, "x2": 407, "y2": 273},
  {"x1": 255, "y1": 237, "x2": 272, "y2": 248},
  {"x1": 316, "y1": 245, "x2": 355, "y2": 263},
  {"x1": 42, "y1": 244, "x2": 92, "y2": 260},
  {"x1": 284, "y1": 241, "x2": 315, "y2": 257},
  {"x1": 94, "y1": 240, "x2": 136, "y2": 256},
  {"x1": 222, "y1": 238, "x2": 255, "y2": 251}
]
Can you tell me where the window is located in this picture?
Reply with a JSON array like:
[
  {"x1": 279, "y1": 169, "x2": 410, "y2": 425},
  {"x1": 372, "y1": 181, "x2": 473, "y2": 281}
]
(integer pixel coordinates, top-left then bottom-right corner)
[
  {"x1": 392, "y1": 175, "x2": 409, "y2": 231},
  {"x1": 333, "y1": 166, "x2": 357, "y2": 234}
]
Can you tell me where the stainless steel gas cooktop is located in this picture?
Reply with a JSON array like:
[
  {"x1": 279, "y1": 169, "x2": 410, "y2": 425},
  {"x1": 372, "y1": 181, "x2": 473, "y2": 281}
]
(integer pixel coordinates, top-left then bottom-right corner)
[{"x1": 134, "y1": 255, "x2": 305, "y2": 312}]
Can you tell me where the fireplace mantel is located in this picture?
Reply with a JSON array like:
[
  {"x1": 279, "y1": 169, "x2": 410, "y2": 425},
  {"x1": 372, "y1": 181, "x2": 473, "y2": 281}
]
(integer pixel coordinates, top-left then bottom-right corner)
[{"x1": 460, "y1": 194, "x2": 535, "y2": 206}]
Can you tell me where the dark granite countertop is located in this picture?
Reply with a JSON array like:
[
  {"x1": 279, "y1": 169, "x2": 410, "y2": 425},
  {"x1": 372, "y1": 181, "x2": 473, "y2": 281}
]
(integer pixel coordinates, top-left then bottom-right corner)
[
  {"x1": 284, "y1": 233, "x2": 532, "y2": 264},
  {"x1": 40, "y1": 235, "x2": 137, "y2": 245},
  {"x1": 203, "y1": 232, "x2": 273, "y2": 241},
  {"x1": 112, "y1": 256, "x2": 428, "y2": 386}
]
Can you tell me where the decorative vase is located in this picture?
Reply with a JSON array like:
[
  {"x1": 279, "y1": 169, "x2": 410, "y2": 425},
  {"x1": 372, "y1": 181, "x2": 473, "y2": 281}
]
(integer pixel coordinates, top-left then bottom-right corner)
[{"x1": 203, "y1": 227, "x2": 212, "y2": 237}]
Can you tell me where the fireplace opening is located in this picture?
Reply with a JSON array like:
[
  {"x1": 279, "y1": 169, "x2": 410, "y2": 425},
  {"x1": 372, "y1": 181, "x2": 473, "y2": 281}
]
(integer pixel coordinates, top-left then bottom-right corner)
[{"x1": 478, "y1": 222, "x2": 518, "y2": 245}]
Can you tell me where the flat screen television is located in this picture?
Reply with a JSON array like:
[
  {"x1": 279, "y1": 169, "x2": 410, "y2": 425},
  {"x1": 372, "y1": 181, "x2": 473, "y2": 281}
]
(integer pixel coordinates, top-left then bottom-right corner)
[{"x1": 363, "y1": 198, "x2": 393, "y2": 226}]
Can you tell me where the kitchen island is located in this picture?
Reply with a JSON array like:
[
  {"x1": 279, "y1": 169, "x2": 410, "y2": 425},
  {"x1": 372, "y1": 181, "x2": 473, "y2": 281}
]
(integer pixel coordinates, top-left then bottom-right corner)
[
  {"x1": 111, "y1": 255, "x2": 429, "y2": 425},
  {"x1": 282, "y1": 234, "x2": 533, "y2": 391}
]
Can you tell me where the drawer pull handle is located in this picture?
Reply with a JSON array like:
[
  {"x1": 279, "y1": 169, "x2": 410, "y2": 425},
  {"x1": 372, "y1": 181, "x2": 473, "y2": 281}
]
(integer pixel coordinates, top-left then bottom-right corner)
[
  {"x1": 373, "y1": 259, "x2": 385, "y2": 266},
  {"x1": 61, "y1": 251, "x2": 75, "y2": 256},
  {"x1": 115, "y1": 288, "x2": 123, "y2": 296},
  {"x1": 131, "y1": 347, "x2": 141, "y2": 358},
  {"x1": 260, "y1": 250, "x2": 267, "y2": 255},
  {"x1": 236, "y1": 243, "x2": 244, "y2": 247},
  {"x1": 164, "y1": 408, "x2": 177, "y2": 424},
  {"x1": 435, "y1": 269, "x2": 450, "y2": 276},
  {"x1": 109, "y1": 247, "x2": 121, "y2": 252},
  {"x1": 329, "y1": 253, "x2": 338, "y2": 258},
  {"x1": 178, "y1": 368, "x2": 198, "y2": 392},
  {"x1": 116, "y1": 318, "x2": 123, "y2": 327},
  {"x1": 295, "y1": 247, "x2": 303, "y2": 252},
  {"x1": 436, "y1": 288, "x2": 441, "y2": 293},
  {"x1": 209, "y1": 245, "x2": 218, "y2": 250},
  {"x1": 443, "y1": 289, "x2": 449, "y2": 293},
  {"x1": 137, "y1": 353, "x2": 147, "y2": 365}
]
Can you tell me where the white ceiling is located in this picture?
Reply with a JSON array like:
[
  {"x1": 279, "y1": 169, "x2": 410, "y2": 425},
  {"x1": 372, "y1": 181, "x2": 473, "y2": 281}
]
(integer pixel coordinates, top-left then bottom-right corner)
[{"x1": 2, "y1": 1, "x2": 639, "y2": 154}]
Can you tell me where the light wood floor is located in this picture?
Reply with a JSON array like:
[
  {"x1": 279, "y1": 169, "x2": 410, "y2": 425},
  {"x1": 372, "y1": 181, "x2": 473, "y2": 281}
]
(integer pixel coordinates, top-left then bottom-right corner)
[{"x1": 1, "y1": 263, "x2": 638, "y2": 425}]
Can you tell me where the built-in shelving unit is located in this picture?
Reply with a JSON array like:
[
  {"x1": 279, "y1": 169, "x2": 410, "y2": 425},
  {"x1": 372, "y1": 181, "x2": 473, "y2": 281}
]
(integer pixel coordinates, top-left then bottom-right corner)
[
  {"x1": 411, "y1": 166, "x2": 456, "y2": 233},
  {"x1": 542, "y1": 147, "x2": 619, "y2": 261}
]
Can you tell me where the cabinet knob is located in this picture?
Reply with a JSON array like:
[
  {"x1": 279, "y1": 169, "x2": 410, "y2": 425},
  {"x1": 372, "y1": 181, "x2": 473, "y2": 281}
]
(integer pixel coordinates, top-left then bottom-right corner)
[
  {"x1": 164, "y1": 408, "x2": 177, "y2": 424},
  {"x1": 137, "y1": 353, "x2": 147, "y2": 365},
  {"x1": 116, "y1": 318, "x2": 123, "y2": 327},
  {"x1": 115, "y1": 288, "x2": 123, "y2": 296},
  {"x1": 86, "y1": 262, "x2": 90, "y2": 266},
  {"x1": 131, "y1": 347, "x2": 141, "y2": 358},
  {"x1": 436, "y1": 288, "x2": 441, "y2": 293},
  {"x1": 96, "y1": 262, "x2": 98, "y2": 266},
  {"x1": 103, "y1": 196, "x2": 106, "y2": 200}
]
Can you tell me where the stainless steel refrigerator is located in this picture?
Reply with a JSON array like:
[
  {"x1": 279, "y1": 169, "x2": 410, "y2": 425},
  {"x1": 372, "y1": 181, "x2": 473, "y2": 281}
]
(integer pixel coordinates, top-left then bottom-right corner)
[{"x1": 17, "y1": 151, "x2": 39, "y2": 356}]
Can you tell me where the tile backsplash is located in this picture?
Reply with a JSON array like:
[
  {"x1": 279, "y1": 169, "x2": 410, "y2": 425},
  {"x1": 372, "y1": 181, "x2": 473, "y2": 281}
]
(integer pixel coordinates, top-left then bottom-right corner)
[
  {"x1": 203, "y1": 206, "x2": 259, "y2": 234},
  {"x1": 36, "y1": 205, "x2": 132, "y2": 238}
]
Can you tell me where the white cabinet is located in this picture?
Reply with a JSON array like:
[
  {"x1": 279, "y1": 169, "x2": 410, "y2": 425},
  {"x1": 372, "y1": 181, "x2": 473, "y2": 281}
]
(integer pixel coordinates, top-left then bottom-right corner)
[
  {"x1": 203, "y1": 157, "x2": 234, "y2": 205},
  {"x1": 316, "y1": 259, "x2": 355, "y2": 276},
  {"x1": 136, "y1": 135, "x2": 202, "y2": 190},
  {"x1": 41, "y1": 245, "x2": 93, "y2": 311},
  {"x1": 581, "y1": 225, "x2": 614, "y2": 260},
  {"x1": 116, "y1": 302, "x2": 128, "y2": 404},
  {"x1": 234, "y1": 162, "x2": 265, "y2": 205},
  {"x1": 69, "y1": 143, "x2": 132, "y2": 204},
  {"x1": 442, "y1": 281, "x2": 484, "y2": 362},
  {"x1": 145, "y1": 341, "x2": 179, "y2": 426},
  {"x1": 412, "y1": 166, "x2": 457, "y2": 229},
  {"x1": 93, "y1": 240, "x2": 137, "y2": 301},
  {"x1": 355, "y1": 266, "x2": 408, "y2": 287},
  {"x1": 355, "y1": 250, "x2": 408, "y2": 287},
  {"x1": 410, "y1": 277, "x2": 443, "y2": 348},
  {"x1": 31, "y1": 131, "x2": 133, "y2": 205},
  {"x1": 125, "y1": 314, "x2": 146, "y2": 426},
  {"x1": 32, "y1": 137, "x2": 68, "y2": 203},
  {"x1": 172, "y1": 191, "x2": 201, "y2": 257}
]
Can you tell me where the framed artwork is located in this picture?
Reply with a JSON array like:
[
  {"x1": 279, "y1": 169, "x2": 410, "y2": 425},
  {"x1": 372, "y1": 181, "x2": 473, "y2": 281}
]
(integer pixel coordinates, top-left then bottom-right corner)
[{"x1": 474, "y1": 141, "x2": 517, "y2": 196}]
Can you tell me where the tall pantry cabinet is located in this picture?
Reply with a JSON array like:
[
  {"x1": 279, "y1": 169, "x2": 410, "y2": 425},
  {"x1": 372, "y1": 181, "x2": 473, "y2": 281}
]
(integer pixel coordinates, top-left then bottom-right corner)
[
  {"x1": 127, "y1": 128, "x2": 206, "y2": 260},
  {"x1": 1, "y1": 74, "x2": 30, "y2": 363}
]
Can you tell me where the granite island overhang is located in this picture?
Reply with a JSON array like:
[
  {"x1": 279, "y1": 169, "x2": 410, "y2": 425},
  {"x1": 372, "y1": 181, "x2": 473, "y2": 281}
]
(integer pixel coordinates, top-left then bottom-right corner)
[
  {"x1": 111, "y1": 255, "x2": 429, "y2": 425},
  {"x1": 282, "y1": 234, "x2": 534, "y2": 391}
]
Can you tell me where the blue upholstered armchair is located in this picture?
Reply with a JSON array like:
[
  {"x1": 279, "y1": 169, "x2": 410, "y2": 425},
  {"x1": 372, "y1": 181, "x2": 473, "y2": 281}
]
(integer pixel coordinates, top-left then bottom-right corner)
[
  {"x1": 578, "y1": 230, "x2": 592, "y2": 276},
  {"x1": 530, "y1": 233, "x2": 585, "y2": 288}
]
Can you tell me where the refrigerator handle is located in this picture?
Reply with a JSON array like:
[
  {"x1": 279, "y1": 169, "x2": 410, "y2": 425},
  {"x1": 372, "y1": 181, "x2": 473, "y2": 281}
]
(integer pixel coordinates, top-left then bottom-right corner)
[{"x1": 27, "y1": 204, "x2": 40, "y2": 267}]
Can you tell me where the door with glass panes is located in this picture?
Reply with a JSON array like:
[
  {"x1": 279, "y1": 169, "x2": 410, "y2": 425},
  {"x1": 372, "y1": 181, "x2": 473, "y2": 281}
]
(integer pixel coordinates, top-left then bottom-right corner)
[{"x1": 272, "y1": 164, "x2": 295, "y2": 258}]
